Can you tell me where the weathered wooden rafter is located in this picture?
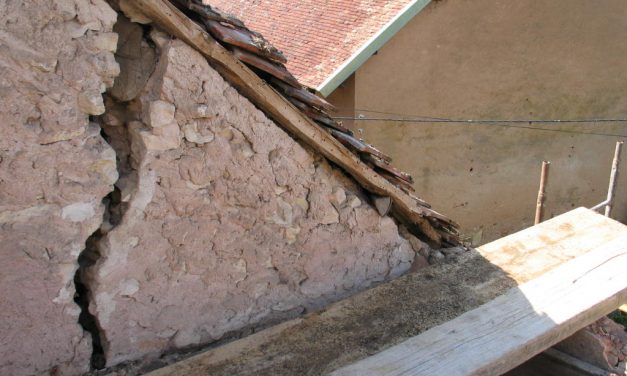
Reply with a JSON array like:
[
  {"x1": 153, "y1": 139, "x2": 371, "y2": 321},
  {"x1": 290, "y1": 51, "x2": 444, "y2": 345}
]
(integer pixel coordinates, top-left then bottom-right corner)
[{"x1": 124, "y1": 0, "x2": 460, "y2": 246}]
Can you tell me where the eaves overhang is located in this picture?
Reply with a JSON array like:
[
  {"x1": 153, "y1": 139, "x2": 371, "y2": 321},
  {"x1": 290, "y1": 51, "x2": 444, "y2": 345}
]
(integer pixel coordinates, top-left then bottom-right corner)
[{"x1": 316, "y1": 0, "x2": 432, "y2": 97}]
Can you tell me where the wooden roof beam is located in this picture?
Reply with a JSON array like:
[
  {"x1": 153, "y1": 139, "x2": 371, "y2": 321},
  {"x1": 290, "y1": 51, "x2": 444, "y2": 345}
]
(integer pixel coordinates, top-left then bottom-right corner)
[{"x1": 124, "y1": 0, "x2": 459, "y2": 246}]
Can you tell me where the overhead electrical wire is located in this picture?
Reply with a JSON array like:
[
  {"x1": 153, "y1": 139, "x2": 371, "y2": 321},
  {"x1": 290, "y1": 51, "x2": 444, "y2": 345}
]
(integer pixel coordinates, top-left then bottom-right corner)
[{"x1": 332, "y1": 109, "x2": 627, "y2": 138}]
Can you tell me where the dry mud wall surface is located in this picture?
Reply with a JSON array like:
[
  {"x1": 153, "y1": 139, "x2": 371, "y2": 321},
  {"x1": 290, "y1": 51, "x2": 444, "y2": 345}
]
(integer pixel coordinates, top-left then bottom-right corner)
[
  {"x1": 0, "y1": 0, "x2": 120, "y2": 375},
  {"x1": 0, "y1": 2, "x2": 434, "y2": 373},
  {"x1": 89, "y1": 28, "x2": 429, "y2": 367}
]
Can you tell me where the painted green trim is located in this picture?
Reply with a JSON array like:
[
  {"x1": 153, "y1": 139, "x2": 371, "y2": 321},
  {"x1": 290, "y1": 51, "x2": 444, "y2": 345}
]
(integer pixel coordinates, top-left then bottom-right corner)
[{"x1": 317, "y1": 0, "x2": 432, "y2": 97}]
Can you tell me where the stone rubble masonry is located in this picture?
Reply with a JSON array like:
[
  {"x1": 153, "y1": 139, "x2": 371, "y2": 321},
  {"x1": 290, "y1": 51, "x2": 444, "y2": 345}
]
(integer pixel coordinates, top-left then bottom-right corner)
[
  {"x1": 0, "y1": 2, "x2": 429, "y2": 372},
  {"x1": 88, "y1": 33, "x2": 424, "y2": 367},
  {"x1": 0, "y1": 0, "x2": 120, "y2": 375}
]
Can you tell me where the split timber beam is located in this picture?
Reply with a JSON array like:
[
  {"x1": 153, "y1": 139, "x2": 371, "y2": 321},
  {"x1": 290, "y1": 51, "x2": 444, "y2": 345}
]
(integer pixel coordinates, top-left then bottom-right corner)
[{"x1": 126, "y1": 0, "x2": 457, "y2": 246}]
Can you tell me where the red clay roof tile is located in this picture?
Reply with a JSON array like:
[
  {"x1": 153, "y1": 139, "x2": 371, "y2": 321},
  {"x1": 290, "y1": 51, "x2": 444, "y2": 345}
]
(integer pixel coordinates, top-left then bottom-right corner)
[{"x1": 206, "y1": 0, "x2": 414, "y2": 89}]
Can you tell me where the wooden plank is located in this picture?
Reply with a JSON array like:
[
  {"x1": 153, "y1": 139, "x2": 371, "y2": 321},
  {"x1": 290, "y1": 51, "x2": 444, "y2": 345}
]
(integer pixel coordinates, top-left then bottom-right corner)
[
  {"x1": 126, "y1": 0, "x2": 456, "y2": 245},
  {"x1": 476, "y1": 207, "x2": 626, "y2": 284},
  {"x1": 331, "y1": 235, "x2": 627, "y2": 376},
  {"x1": 146, "y1": 209, "x2": 627, "y2": 376}
]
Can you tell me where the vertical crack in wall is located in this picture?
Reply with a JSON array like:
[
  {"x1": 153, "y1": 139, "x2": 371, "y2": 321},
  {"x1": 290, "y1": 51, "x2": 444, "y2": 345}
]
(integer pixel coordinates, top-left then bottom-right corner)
[
  {"x1": 72, "y1": 124, "x2": 124, "y2": 370},
  {"x1": 74, "y1": 222, "x2": 107, "y2": 370},
  {"x1": 70, "y1": 9, "x2": 155, "y2": 368}
]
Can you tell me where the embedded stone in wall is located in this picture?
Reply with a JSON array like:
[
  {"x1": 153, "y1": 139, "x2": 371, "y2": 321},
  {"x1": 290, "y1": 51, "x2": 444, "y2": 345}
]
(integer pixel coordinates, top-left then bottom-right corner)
[
  {"x1": 110, "y1": 15, "x2": 156, "y2": 102},
  {"x1": 0, "y1": 0, "x2": 119, "y2": 375},
  {"x1": 87, "y1": 37, "x2": 419, "y2": 367}
]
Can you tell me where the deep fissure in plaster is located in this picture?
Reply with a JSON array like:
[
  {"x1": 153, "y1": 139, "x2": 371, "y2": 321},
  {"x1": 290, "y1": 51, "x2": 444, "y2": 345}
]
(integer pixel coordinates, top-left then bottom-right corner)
[
  {"x1": 73, "y1": 127, "x2": 126, "y2": 370},
  {"x1": 74, "y1": 226, "x2": 107, "y2": 370}
]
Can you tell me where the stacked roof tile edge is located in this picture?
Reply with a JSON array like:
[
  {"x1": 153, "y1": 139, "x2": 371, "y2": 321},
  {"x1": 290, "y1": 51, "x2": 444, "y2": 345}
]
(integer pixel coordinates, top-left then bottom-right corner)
[{"x1": 170, "y1": 0, "x2": 460, "y2": 246}]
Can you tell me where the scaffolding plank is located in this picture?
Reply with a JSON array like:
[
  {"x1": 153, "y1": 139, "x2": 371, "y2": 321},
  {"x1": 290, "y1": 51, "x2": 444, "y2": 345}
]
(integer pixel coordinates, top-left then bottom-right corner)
[{"x1": 332, "y1": 234, "x2": 627, "y2": 376}]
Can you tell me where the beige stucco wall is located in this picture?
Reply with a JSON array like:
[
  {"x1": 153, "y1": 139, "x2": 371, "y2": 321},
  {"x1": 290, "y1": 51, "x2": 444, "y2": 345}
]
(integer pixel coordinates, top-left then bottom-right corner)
[
  {"x1": 327, "y1": 73, "x2": 356, "y2": 129},
  {"x1": 331, "y1": 0, "x2": 627, "y2": 244}
]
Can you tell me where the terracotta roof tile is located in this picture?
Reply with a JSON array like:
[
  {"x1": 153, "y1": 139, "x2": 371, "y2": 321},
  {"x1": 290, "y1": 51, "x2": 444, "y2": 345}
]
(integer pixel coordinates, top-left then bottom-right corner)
[{"x1": 206, "y1": 0, "x2": 414, "y2": 89}]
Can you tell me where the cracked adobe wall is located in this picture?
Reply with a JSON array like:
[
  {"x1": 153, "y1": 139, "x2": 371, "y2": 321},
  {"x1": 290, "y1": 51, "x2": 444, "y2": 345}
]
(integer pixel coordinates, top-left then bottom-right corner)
[
  {"x1": 0, "y1": 0, "x2": 119, "y2": 375},
  {"x1": 0, "y1": 2, "x2": 431, "y2": 372},
  {"x1": 88, "y1": 27, "x2": 429, "y2": 367}
]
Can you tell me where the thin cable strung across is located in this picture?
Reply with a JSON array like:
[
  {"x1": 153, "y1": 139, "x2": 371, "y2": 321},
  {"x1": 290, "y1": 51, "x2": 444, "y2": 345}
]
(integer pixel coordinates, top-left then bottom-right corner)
[{"x1": 333, "y1": 111, "x2": 627, "y2": 138}]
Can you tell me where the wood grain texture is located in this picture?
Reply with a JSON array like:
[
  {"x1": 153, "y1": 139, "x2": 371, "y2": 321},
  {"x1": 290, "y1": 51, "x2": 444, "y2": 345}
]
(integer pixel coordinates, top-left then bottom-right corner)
[
  {"x1": 332, "y1": 234, "x2": 627, "y2": 375},
  {"x1": 476, "y1": 207, "x2": 627, "y2": 284},
  {"x1": 146, "y1": 209, "x2": 627, "y2": 376},
  {"x1": 128, "y1": 0, "x2": 456, "y2": 245}
]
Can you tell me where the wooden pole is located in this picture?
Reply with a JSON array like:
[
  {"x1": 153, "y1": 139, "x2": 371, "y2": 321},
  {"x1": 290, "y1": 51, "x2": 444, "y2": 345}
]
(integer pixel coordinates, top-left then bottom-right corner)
[
  {"x1": 535, "y1": 161, "x2": 550, "y2": 225},
  {"x1": 604, "y1": 141, "x2": 623, "y2": 218}
]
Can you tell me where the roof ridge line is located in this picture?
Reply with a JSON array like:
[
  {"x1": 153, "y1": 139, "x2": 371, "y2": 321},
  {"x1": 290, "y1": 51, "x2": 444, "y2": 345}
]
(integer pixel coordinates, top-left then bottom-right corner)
[{"x1": 317, "y1": 0, "x2": 432, "y2": 97}]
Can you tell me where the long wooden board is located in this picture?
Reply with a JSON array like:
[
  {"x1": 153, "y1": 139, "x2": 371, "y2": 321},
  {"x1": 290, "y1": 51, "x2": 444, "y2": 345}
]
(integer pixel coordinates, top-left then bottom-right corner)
[
  {"x1": 332, "y1": 234, "x2": 627, "y2": 375},
  {"x1": 147, "y1": 209, "x2": 627, "y2": 376},
  {"x1": 125, "y1": 0, "x2": 455, "y2": 245}
]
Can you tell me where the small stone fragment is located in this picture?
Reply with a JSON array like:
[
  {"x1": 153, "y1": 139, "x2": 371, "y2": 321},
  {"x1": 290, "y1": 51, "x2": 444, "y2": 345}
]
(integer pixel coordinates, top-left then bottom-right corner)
[
  {"x1": 148, "y1": 100, "x2": 176, "y2": 128},
  {"x1": 183, "y1": 121, "x2": 215, "y2": 144},
  {"x1": 275, "y1": 198, "x2": 293, "y2": 226},
  {"x1": 274, "y1": 186, "x2": 288, "y2": 195},
  {"x1": 348, "y1": 196, "x2": 362, "y2": 208},
  {"x1": 196, "y1": 104, "x2": 210, "y2": 118},
  {"x1": 89, "y1": 158, "x2": 119, "y2": 186},
  {"x1": 119, "y1": 279, "x2": 140, "y2": 297},
  {"x1": 295, "y1": 198, "x2": 309, "y2": 211},
  {"x1": 320, "y1": 206, "x2": 339, "y2": 224},
  {"x1": 130, "y1": 121, "x2": 181, "y2": 151},
  {"x1": 330, "y1": 187, "x2": 346, "y2": 208},
  {"x1": 78, "y1": 91, "x2": 105, "y2": 115},
  {"x1": 285, "y1": 226, "x2": 301, "y2": 244}
]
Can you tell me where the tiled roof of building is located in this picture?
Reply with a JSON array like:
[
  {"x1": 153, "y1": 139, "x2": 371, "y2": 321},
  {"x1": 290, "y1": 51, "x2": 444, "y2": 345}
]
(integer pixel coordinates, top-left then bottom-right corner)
[{"x1": 206, "y1": 0, "x2": 414, "y2": 90}]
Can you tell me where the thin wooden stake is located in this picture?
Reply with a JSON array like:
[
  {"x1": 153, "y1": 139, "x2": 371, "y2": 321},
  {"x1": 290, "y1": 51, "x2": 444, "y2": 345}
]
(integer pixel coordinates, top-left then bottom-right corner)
[
  {"x1": 604, "y1": 141, "x2": 623, "y2": 218},
  {"x1": 535, "y1": 161, "x2": 550, "y2": 225}
]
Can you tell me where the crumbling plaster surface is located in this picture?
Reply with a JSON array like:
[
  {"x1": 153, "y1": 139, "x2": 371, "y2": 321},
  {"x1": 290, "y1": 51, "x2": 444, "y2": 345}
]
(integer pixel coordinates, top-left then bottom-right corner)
[
  {"x1": 89, "y1": 35, "x2": 426, "y2": 367},
  {"x1": 0, "y1": 0, "x2": 119, "y2": 375}
]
